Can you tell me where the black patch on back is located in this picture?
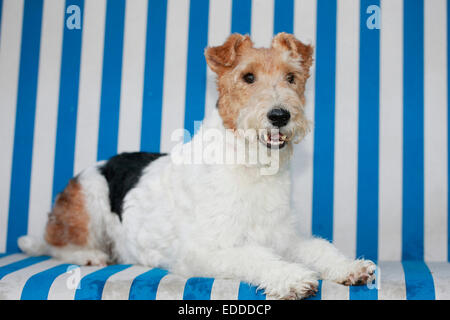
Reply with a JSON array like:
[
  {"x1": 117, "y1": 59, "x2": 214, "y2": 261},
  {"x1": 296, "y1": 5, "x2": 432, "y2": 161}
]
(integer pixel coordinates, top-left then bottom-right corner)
[{"x1": 99, "y1": 152, "x2": 166, "y2": 221}]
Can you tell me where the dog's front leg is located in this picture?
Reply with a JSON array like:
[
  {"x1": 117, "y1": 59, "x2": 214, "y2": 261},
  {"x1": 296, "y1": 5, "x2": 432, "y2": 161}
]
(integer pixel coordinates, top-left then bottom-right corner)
[
  {"x1": 285, "y1": 237, "x2": 376, "y2": 286},
  {"x1": 183, "y1": 245, "x2": 319, "y2": 300}
]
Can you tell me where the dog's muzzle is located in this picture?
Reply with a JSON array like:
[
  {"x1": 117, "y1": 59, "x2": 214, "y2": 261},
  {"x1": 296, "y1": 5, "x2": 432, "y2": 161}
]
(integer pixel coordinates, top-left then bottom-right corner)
[{"x1": 261, "y1": 107, "x2": 291, "y2": 149}]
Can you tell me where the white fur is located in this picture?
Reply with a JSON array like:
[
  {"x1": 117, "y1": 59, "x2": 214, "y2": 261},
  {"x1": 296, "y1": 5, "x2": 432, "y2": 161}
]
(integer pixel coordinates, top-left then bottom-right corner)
[{"x1": 19, "y1": 107, "x2": 375, "y2": 299}]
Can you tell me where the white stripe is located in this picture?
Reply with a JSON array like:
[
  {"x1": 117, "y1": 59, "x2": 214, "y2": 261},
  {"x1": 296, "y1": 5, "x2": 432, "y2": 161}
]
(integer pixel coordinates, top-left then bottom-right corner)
[
  {"x1": 424, "y1": 0, "x2": 448, "y2": 262},
  {"x1": 377, "y1": 261, "x2": 406, "y2": 300},
  {"x1": 159, "y1": 0, "x2": 190, "y2": 153},
  {"x1": 155, "y1": 274, "x2": 187, "y2": 300},
  {"x1": 0, "y1": 259, "x2": 61, "y2": 299},
  {"x1": 0, "y1": 253, "x2": 27, "y2": 267},
  {"x1": 210, "y1": 279, "x2": 240, "y2": 300},
  {"x1": 0, "y1": 0, "x2": 24, "y2": 253},
  {"x1": 205, "y1": 0, "x2": 231, "y2": 114},
  {"x1": 426, "y1": 262, "x2": 450, "y2": 300},
  {"x1": 293, "y1": 0, "x2": 317, "y2": 46},
  {"x1": 102, "y1": 265, "x2": 149, "y2": 300},
  {"x1": 320, "y1": 281, "x2": 349, "y2": 300},
  {"x1": 47, "y1": 265, "x2": 104, "y2": 300},
  {"x1": 332, "y1": 0, "x2": 360, "y2": 259},
  {"x1": 378, "y1": 0, "x2": 403, "y2": 261},
  {"x1": 27, "y1": 0, "x2": 64, "y2": 238},
  {"x1": 117, "y1": 0, "x2": 147, "y2": 153},
  {"x1": 73, "y1": 0, "x2": 106, "y2": 174},
  {"x1": 251, "y1": 0, "x2": 274, "y2": 48},
  {"x1": 207, "y1": 0, "x2": 232, "y2": 50},
  {"x1": 292, "y1": 0, "x2": 317, "y2": 237}
]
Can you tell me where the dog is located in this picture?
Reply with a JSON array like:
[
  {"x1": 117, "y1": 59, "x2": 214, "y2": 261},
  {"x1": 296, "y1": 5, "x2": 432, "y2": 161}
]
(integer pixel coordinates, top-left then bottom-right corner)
[{"x1": 19, "y1": 33, "x2": 375, "y2": 299}]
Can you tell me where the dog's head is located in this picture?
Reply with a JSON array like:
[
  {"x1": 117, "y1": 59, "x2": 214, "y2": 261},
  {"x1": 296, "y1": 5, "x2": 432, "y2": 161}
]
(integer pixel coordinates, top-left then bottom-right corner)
[{"x1": 205, "y1": 33, "x2": 313, "y2": 155}]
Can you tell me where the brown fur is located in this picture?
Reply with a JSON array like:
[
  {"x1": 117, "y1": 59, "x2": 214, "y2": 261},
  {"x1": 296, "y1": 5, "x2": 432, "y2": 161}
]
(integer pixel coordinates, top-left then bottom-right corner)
[
  {"x1": 205, "y1": 32, "x2": 314, "y2": 130},
  {"x1": 45, "y1": 178, "x2": 90, "y2": 247},
  {"x1": 204, "y1": 33, "x2": 253, "y2": 75}
]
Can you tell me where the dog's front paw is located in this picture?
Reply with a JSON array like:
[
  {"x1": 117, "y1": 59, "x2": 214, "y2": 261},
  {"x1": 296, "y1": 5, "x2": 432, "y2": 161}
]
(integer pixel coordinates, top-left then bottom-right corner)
[
  {"x1": 264, "y1": 269, "x2": 320, "y2": 300},
  {"x1": 336, "y1": 259, "x2": 376, "y2": 286}
]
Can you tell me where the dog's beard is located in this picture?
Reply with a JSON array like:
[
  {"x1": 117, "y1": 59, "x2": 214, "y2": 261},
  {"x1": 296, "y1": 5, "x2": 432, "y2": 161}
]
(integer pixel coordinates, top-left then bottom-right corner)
[{"x1": 236, "y1": 107, "x2": 311, "y2": 149}]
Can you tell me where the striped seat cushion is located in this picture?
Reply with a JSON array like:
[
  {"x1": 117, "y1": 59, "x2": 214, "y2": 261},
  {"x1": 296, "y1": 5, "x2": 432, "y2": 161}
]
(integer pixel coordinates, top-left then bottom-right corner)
[{"x1": 0, "y1": 253, "x2": 448, "y2": 300}]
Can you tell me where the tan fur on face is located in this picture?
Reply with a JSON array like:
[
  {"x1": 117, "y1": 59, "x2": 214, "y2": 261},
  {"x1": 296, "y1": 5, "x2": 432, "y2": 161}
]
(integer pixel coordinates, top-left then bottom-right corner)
[
  {"x1": 45, "y1": 178, "x2": 89, "y2": 247},
  {"x1": 205, "y1": 32, "x2": 314, "y2": 131}
]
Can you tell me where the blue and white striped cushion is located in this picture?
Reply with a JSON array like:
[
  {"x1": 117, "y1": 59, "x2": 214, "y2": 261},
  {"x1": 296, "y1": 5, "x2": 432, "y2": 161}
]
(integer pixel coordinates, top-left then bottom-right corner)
[{"x1": 0, "y1": 254, "x2": 449, "y2": 300}]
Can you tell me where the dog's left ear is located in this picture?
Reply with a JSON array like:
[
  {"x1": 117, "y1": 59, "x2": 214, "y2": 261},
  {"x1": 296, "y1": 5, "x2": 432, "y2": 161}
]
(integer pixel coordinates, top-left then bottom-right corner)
[
  {"x1": 205, "y1": 34, "x2": 253, "y2": 76},
  {"x1": 272, "y1": 32, "x2": 314, "y2": 75}
]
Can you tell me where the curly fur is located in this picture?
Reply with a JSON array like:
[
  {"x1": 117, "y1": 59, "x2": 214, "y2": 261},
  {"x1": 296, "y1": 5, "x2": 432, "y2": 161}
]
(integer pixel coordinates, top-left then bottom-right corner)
[{"x1": 18, "y1": 33, "x2": 375, "y2": 299}]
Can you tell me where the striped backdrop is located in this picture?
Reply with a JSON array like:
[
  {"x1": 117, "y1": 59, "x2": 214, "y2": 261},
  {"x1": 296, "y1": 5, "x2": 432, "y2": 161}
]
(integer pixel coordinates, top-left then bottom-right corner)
[{"x1": 0, "y1": 0, "x2": 448, "y2": 264}]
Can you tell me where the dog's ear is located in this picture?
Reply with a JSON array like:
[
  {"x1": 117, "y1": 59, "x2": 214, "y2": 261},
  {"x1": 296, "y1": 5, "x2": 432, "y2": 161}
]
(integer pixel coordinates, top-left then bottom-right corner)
[
  {"x1": 205, "y1": 33, "x2": 253, "y2": 75},
  {"x1": 272, "y1": 32, "x2": 314, "y2": 75}
]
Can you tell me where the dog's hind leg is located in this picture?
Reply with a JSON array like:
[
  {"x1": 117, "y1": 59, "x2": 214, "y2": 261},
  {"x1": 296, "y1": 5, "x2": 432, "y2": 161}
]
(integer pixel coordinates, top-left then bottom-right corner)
[
  {"x1": 49, "y1": 246, "x2": 109, "y2": 266},
  {"x1": 19, "y1": 176, "x2": 111, "y2": 266},
  {"x1": 18, "y1": 235, "x2": 108, "y2": 266}
]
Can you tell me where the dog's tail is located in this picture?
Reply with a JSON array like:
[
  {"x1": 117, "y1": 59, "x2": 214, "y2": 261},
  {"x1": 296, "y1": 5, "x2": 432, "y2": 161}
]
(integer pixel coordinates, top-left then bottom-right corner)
[{"x1": 18, "y1": 235, "x2": 49, "y2": 256}]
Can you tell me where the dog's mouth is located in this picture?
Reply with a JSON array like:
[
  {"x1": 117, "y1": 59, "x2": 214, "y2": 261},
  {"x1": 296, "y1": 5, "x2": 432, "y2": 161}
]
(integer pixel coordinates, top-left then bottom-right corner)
[{"x1": 259, "y1": 131, "x2": 288, "y2": 149}]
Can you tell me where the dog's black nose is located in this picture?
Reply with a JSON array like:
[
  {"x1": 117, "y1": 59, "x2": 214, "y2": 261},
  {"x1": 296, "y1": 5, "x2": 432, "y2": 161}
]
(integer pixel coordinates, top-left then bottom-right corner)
[{"x1": 267, "y1": 108, "x2": 291, "y2": 127}]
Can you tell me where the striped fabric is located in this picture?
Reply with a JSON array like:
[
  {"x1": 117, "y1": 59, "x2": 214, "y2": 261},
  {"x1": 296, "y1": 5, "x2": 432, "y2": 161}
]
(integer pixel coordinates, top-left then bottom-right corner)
[
  {"x1": 0, "y1": 254, "x2": 449, "y2": 300},
  {"x1": 0, "y1": 0, "x2": 449, "y2": 299}
]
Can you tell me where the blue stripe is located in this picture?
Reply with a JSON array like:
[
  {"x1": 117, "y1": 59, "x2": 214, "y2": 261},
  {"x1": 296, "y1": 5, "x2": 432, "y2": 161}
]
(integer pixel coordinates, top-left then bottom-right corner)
[
  {"x1": 273, "y1": 0, "x2": 294, "y2": 34},
  {"x1": 0, "y1": 256, "x2": 50, "y2": 280},
  {"x1": 304, "y1": 280, "x2": 322, "y2": 300},
  {"x1": 52, "y1": 0, "x2": 84, "y2": 200},
  {"x1": 238, "y1": 282, "x2": 266, "y2": 300},
  {"x1": 312, "y1": 0, "x2": 337, "y2": 241},
  {"x1": 97, "y1": 0, "x2": 126, "y2": 161},
  {"x1": 402, "y1": 0, "x2": 424, "y2": 261},
  {"x1": 356, "y1": 0, "x2": 380, "y2": 262},
  {"x1": 0, "y1": 0, "x2": 3, "y2": 42},
  {"x1": 231, "y1": 0, "x2": 251, "y2": 34},
  {"x1": 402, "y1": 261, "x2": 435, "y2": 300},
  {"x1": 21, "y1": 263, "x2": 73, "y2": 300},
  {"x1": 183, "y1": 0, "x2": 209, "y2": 140},
  {"x1": 128, "y1": 268, "x2": 168, "y2": 300},
  {"x1": 349, "y1": 285, "x2": 378, "y2": 300},
  {"x1": 183, "y1": 277, "x2": 215, "y2": 300},
  {"x1": 74, "y1": 264, "x2": 131, "y2": 300},
  {"x1": 448, "y1": 0, "x2": 450, "y2": 263},
  {"x1": 140, "y1": 0, "x2": 168, "y2": 152},
  {"x1": 6, "y1": 0, "x2": 44, "y2": 252}
]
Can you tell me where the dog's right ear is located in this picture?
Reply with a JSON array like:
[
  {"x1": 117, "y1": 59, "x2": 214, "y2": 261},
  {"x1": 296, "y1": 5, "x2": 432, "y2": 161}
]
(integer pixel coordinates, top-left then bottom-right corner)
[{"x1": 205, "y1": 34, "x2": 253, "y2": 75}]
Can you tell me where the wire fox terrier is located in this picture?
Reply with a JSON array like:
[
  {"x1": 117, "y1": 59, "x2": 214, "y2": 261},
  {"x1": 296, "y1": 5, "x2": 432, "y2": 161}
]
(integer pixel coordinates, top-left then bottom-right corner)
[{"x1": 19, "y1": 33, "x2": 376, "y2": 299}]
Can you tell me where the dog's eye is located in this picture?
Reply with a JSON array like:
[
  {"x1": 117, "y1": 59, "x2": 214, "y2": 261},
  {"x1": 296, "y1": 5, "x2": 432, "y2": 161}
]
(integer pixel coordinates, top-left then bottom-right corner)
[
  {"x1": 286, "y1": 73, "x2": 295, "y2": 84},
  {"x1": 243, "y1": 73, "x2": 255, "y2": 84}
]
